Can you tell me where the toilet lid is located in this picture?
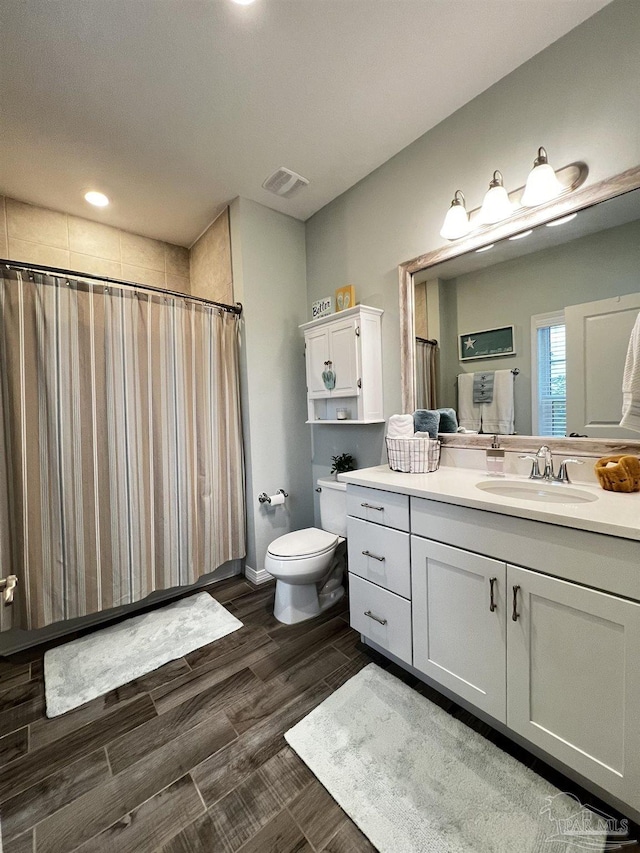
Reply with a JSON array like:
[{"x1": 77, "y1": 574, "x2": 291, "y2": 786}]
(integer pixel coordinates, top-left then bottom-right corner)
[{"x1": 268, "y1": 527, "x2": 338, "y2": 559}]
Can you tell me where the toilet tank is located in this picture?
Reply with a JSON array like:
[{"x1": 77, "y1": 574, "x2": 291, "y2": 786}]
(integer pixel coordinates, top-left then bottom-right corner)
[{"x1": 317, "y1": 476, "x2": 347, "y2": 537}]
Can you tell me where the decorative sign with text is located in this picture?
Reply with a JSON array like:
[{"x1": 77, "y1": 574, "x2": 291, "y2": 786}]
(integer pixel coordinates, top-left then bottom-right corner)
[
  {"x1": 459, "y1": 325, "x2": 515, "y2": 361},
  {"x1": 311, "y1": 296, "x2": 334, "y2": 319}
]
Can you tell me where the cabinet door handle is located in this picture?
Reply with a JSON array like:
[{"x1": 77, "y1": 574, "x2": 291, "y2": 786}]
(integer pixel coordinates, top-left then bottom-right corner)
[
  {"x1": 512, "y1": 585, "x2": 520, "y2": 622},
  {"x1": 489, "y1": 577, "x2": 497, "y2": 612},
  {"x1": 360, "y1": 502, "x2": 384, "y2": 511},
  {"x1": 364, "y1": 610, "x2": 387, "y2": 626},
  {"x1": 362, "y1": 550, "x2": 385, "y2": 562}
]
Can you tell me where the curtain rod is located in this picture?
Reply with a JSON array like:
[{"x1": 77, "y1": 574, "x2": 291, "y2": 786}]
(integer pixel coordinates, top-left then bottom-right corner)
[
  {"x1": 415, "y1": 335, "x2": 438, "y2": 345},
  {"x1": 1, "y1": 259, "x2": 243, "y2": 316}
]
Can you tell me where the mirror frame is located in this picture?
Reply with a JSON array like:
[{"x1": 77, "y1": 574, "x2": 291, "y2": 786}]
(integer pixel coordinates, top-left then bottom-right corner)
[{"x1": 398, "y1": 163, "x2": 640, "y2": 453}]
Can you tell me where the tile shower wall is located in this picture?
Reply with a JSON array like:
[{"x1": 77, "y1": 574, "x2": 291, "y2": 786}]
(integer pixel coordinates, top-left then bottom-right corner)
[
  {"x1": 190, "y1": 207, "x2": 233, "y2": 304},
  {"x1": 0, "y1": 196, "x2": 190, "y2": 292}
]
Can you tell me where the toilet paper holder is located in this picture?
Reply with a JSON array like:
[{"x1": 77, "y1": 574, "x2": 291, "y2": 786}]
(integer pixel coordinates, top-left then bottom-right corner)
[{"x1": 258, "y1": 489, "x2": 289, "y2": 504}]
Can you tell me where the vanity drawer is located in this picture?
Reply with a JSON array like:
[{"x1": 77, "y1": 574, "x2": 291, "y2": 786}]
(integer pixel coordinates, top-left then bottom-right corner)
[
  {"x1": 347, "y1": 517, "x2": 411, "y2": 598},
  {"x1": 349, "y1": 573, "x2": 412, "y2": 665},
  {"x1": 346, "y1": 485, "x2": 409, "y2": 531}
]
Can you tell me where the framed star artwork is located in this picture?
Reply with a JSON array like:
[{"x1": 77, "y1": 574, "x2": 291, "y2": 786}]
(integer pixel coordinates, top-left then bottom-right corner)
[{"x1": 458, "y1": 325, "x2": 515, "y2": 361}]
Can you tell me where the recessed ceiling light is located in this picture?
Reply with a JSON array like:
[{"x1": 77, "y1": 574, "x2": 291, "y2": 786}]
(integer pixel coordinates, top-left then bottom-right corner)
[
  {"x1": 476, "y1": 244, "x2": 495, "y2": 253},
  {"x1": 508, "y1": 230, "x2": 533, "y2": 241},
  {"x1": 231, "y1": 0, "x2": 256, "y2": 5},
  {"x1": 84, "y1": 191, "x2": 110, "y2": 207},
  {"x1": 546, "y1": 213, "x2": 577, "y2": 227}
]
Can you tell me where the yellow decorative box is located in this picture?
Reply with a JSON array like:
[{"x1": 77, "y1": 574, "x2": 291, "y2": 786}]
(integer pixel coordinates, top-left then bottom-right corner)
[{"x1": 335, "y1": 285, "x2": 356, "y2": 312}]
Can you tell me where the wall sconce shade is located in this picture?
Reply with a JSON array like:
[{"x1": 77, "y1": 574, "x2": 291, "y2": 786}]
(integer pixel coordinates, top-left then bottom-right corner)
[
  {"x1": 479, "y1": 170, "x2": 514, "y2": 224},
  {"x1": 521, "y1": 146, "x2": 563, "y2": 207},
  {"x1": 439, "y1": 190, "x2": 471, "y2": 240}
]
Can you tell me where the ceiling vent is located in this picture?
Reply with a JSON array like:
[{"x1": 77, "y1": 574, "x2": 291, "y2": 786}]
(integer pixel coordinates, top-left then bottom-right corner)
[{"x1": 262, "y1": 167, "x2": 309, "y2": 198}]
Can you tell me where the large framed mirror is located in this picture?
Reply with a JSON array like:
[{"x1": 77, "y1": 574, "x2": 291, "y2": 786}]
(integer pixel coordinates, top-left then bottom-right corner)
[{"x1": 399, "y1": 164, "x2": 640, "y2": 451}]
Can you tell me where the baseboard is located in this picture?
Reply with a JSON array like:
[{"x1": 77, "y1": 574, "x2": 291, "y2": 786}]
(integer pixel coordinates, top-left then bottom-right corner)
[{"x1": 244, "y1": 565, "x2": 273, "y2": 585}]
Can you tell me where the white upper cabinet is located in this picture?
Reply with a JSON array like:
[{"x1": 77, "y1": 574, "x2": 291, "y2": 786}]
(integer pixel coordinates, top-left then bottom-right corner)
[{"x1": 300, "y1": 305, "x2": 383, "y2": 423}]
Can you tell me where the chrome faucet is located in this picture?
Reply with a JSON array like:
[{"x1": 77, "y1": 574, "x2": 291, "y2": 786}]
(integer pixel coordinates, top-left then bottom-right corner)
[{"x1": 520, "y1": 445, "x2": 584, "y2": 484}]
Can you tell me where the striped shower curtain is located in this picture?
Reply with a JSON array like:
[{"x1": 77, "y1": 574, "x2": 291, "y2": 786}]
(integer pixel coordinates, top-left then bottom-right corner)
[
  {"x1": 0, "y1": 270, "x2": 245, "y2": 632},
  {"x1": 415, "y1": 338, "x2": 438, "y2": 410}
]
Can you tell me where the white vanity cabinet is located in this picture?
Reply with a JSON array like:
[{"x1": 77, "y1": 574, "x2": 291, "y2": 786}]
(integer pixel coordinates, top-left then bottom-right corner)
[
  {"x1": 345, "y1": 480, "x2": 640, "y2": 820},
  {"x1": 300, "y1": 305, "x2": 384, "y2": 424},
  {"x1": 347, "y1": 486, "x2": 412, "y2": 665},
  {"x1": 506, "y1": 565, "x2": 640, "y2": 806},
  {"x1": 411, "y1": 538, "x2": 507, "y2": 721}
]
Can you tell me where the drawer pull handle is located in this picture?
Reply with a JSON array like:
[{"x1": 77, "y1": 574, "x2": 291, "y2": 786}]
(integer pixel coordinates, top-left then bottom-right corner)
[
  {"x1": 361, "y1": 502, "x2": 384, "y2": 511},
  {"x1": 489, "y1": 577, "x2": 497, "y2": 612},
  {"x1": 512, "y1": 585, "x2": 520, "y2": 622},
  {"x1": 364, "y1": 610, "x2": 387, "y2": 626},
  {"x1": 362, "y1": 550, "x2": 385, "y2": 562}
]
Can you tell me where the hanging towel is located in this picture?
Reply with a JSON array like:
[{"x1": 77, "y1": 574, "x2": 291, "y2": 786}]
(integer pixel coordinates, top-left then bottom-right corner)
[
  {"x1": 481, "y1": 369, "x2": 515, "y2": 434},
  {"x1": 387, "y1": 414, "x2": 415, "y2": 438},
  {"x1": 437, "y1": 408, "x2": 458, "y2": 433},
  {"x1": 457, "y1": 373, "x2": 482, "y2": 431},
  {"x1": 473, "y1": 371, "x2": 494, "y2": 404},
  {"x1": 413, "y1": 409, "x2": 440, "y2": 438},
  {"x1": 621, "y1": 312, "x2": 640, "y2": 432}
]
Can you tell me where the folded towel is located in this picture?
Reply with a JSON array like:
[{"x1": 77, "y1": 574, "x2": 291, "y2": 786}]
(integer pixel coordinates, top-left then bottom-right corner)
[
  {"x1": 473, "y1": 371, "x2": 494, "y2": 404},
  {"x1": 621, "y1": 312, "x2": 640, "y2": 433},
  {"x1": 457, "y1": 374, "x2": 482, "y2": 431},
  {"x1": 387, "y1": 414, "x2": 415, "y2": 438},
  {"x1": 437, "y1": 408, "x2": 458, "y2": 433},
  {"x1": 481, "y1": 369, "x2": 515, "y2": 434},
  {"x1": 413, "y1": 409, "x2": 440, "y2": 438}
]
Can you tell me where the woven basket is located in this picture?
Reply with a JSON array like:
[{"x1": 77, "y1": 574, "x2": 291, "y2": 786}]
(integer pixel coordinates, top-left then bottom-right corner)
[
  {"x1": 386, "y1": 436, "x2": 441, "y2": 474},
  {"x1": 594, "y1": 455, "x2": 640, "y2": 493}
]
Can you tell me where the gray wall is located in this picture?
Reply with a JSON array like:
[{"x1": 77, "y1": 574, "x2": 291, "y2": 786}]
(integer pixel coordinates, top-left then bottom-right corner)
[
  {"x1": 305, "y1": 0, "x2": 640, "y2": 506},
  {"x1": 439, "y1": 219, "x2": 640, "y2": 434},
  {"x1": 230, "y1": 198, "x2": 313, "y2": 578}
]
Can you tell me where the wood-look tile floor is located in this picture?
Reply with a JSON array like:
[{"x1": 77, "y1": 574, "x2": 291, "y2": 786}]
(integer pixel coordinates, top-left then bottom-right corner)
[{"x1": 0, "y1": 578, "x2": 638, "y2": 853}]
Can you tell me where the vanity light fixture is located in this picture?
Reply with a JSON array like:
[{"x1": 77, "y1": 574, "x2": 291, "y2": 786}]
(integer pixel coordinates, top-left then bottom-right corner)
[
  {"x1": 479, "y1": 171, "x2": 514, "y2": 225},
  {"x1": 475, "y1": 243, "x2": 495, "y2": 253},
  {"x1": 439, "y1": 190, "x2": 471, "y2": 240},
  {"x1": 508, "y1": 229, "x2": 533, "y2": 240},
  {"x1": 84, "y1": 191, "x2": 109, "y2": 207},
  {"x1": 546, "y1": 213, "x2": 577, "y2": 227},
  {"x1": 521, "y1": 147, "x2": 564, "y2": 207}
]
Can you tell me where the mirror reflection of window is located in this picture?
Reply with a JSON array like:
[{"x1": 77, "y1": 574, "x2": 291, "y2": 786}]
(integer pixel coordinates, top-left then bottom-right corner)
[{"x1": 532, "y1": 311, "x2": 566, "y2": 437}]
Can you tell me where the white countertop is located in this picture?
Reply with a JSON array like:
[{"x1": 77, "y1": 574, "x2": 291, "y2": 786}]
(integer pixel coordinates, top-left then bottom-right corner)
[{"x1": 338, "y1": 465, "x2": 640, "y2": 541}]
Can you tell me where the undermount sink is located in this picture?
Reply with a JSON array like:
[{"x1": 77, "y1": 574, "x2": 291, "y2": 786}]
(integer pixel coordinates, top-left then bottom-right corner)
[{"x1": 476, "y1": 479, "x2": 599, "y2": 505}]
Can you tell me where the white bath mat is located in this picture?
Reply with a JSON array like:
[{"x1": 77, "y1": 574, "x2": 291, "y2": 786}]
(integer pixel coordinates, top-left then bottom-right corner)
[
  {"x1": 286, "y1": 664, "x2": 608, "y2": 853},
  {"x1": 44, "y1": 592, "x2": 243, "y2": 718}
]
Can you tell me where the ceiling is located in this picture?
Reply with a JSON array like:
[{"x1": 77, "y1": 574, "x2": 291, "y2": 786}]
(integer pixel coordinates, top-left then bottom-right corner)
[{"x1": 0, "y1": 0, "x2": 612, "y2": 247}]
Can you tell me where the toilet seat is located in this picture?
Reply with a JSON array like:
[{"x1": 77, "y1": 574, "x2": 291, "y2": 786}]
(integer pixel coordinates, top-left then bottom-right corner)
[{"x1": 267, "y1": 527, "x2": 338, "y2": 560}]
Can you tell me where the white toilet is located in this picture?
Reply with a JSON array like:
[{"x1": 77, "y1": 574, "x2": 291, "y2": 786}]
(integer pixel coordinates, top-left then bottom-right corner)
[{"x1": 265, "y1": 477, "x2": 347, "y2": 625}]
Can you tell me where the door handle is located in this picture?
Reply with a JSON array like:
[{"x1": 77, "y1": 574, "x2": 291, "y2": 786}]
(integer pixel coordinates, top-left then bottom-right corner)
[
  {"x1": 362, "y1": 550, "x2": 385, "y2": 562},
  {"x1": 489, "y1": 577, "x2": 497, "y2": 612},
  {"x1": 360, "y1": 503, "x2": 384, "y2": 511},
  {"x1": 364, "y1": 610, "x2": 387, "y2": 626},
  {"x1": 512, "y1": 585, "x2": 520, "y2": 622}
]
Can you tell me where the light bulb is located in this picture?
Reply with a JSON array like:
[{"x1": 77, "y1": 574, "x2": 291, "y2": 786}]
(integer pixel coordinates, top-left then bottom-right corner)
[
  {"x1": 546, "y1": 213, "x2": 577, "y2": 227},
  {"x1": 521, "y1": 147, "x2": 563, "y2": 207},
  {"x1": 476, "y1": 244, "x2": 495, "y2": 253},
  {"x1": 84, "y1": 191, "x2": 109, "y2": 207},
  {"x1": 479, "y1": 171, "x2": 513, "y2": 224},
  {"x1": 439, "y1": 190, "x2": 471, "y2": 240},
  {"x1": 509, "y1": 230, "x2": 533, "y2": 241}
]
